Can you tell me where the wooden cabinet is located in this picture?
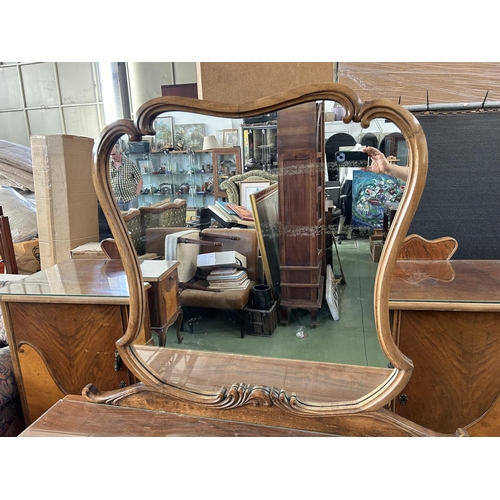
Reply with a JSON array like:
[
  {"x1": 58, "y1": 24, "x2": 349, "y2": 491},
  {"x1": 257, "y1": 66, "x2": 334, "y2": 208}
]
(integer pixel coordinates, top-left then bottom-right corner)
[
  {"x1": 0, "y1": 259, "x2": 152, "y2": 425},
  {"x1": 389, "y1": 260, "x2": 500, "y2": 434},
  {"x1": 211, "y1": 147, "x2": 242, "y2": 200},
  {"x1": 141, "y1": 259, "x2": 182, "y2": 347},
  {"x1": 277, "y1": 101, "x2": 325, "y2": 326}
]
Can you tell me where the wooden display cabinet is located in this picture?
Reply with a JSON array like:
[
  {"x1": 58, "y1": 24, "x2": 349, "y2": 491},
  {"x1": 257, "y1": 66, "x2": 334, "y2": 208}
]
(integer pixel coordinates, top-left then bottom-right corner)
[{"x1": 277, "y1": 101, "x2": 325, "y2": 327}]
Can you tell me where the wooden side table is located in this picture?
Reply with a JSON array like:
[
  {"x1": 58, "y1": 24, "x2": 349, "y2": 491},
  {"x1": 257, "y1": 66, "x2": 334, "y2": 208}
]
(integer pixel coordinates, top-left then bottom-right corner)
[{"x1": 140, "y1": 260, "x2": 182, "y2": 346}]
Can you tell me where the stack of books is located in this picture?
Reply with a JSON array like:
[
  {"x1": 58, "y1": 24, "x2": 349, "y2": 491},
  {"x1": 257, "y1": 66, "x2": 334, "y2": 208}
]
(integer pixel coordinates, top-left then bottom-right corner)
[
  {"x1": 206, "y1": 267, "x2": 251, "y2": 290},
  {"x1": 208, "y1": 201, "x2": 254, "y2": 227}
]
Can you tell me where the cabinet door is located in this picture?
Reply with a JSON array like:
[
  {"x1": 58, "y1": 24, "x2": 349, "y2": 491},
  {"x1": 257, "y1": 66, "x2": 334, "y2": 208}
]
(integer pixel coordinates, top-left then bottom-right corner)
[
  {"x1": 242, "y1": 125, "x2": 277, "y2": 170},
  {"x1": 212, "y1": 148, "x2": 242, "y2": 199},
  {"x1": 8, "y1": 302, "x2": 130, "y2": 424}
]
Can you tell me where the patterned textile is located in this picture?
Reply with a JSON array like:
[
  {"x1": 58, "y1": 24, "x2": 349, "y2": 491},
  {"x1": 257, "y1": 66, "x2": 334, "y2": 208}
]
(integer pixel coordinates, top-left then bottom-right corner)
[
  {"x1": 142, "y1": 200, "x2": 187, "y2": 230},
  {"x1": 0, "y1": 280, "x2": 9, "y2": 348},
  {"x1": 0, "y1": 347, "x2": 17, "y2": 407},
  {"x1": 141, "y1": 199, "x2": 187, "y2": 229},
  {"x1": 122, "y1": 210, "x2": 144, "y2": 255},
  {"x1": 110, "y1": 155, "x2": 142, "y2": 203}
]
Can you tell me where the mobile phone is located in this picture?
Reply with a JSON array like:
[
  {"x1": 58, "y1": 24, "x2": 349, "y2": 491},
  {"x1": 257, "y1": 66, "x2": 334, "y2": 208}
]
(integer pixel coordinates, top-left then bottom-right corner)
[{"x1": 335, "y1": 151, "x2": 369, "y2": 167}]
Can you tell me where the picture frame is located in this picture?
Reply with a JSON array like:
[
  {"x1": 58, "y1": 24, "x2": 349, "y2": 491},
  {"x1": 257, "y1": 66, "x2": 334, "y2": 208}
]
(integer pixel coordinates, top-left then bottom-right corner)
[
  {"x1": 216, "y1": 130, "x2": 223, "y2": 148},
  {"x1": 154, "y1": 116, "x2": 174, "y2": 150},
  {"x1": 223, "y1": 128, "x2": 238, "y2": 147},
  {"x1": 240, "y1": 181, "x2": 270, "y2": 210},
  {"x1": 250, "y1": 183, "x2": 280, "y2": 301},
  {"x1": 173, "y1": 123, "x2": 206, "y2": 150}
]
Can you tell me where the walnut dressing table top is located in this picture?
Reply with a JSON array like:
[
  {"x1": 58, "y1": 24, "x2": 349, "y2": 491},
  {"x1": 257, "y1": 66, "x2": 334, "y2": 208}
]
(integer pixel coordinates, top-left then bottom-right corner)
[
  {"x1": 0, "y1": 258, "x2": 178, "y2": 304},
  {"x1": 19, "y1": 395, "x2": 332, "y2": 437},
  {"x1": 389, "y1": 260, "x2": 500, "y2": 311}
]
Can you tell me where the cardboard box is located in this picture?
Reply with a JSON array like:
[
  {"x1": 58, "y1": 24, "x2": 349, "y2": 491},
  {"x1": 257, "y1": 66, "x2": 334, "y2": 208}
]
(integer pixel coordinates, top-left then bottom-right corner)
[
  {"x1": 31, "y1": 134, "x2": 99, "y2": 269},
  {"x1": 71, "y1": 242, "x2": 106, "y2": 259},
  {"x1": 197, "y1": 251, "x2": 247, "y2": 269}
]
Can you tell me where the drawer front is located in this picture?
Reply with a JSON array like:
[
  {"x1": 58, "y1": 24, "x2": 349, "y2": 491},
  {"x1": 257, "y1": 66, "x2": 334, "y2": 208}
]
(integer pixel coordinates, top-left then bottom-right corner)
[{"x1": 166, "y1": 267, "x2": 179, "y2": 292}]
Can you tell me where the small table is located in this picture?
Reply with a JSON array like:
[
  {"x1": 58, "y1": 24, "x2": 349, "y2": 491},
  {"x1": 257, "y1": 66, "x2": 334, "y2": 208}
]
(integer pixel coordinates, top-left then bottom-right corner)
[{"x1": 140, "y1": 260, "x2": 182, "y2": 346}]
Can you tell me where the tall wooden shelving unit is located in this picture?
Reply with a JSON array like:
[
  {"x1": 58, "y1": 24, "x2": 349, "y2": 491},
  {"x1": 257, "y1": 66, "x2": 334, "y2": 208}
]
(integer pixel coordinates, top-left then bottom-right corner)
[{"x1": 277, "y1": 101, "x2": 325, "y2": 327}]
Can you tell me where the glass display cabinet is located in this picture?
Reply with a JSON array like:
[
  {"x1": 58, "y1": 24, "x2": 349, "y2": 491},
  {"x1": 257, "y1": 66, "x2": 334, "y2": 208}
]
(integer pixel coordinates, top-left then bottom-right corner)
[
  {"x1": 211, "y1": 147, "x2": 242, "y2": 200},
  {"x1": 241, "y1": 124, "x2": 277, "y2": 171},
  {"x1": 128, "y1": 149, "x2": 215, "y2": 209}
]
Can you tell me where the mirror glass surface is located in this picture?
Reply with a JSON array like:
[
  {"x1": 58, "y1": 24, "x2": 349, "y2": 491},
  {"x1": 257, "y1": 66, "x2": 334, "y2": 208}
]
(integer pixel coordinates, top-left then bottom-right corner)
[{"x1": 102, "y1": 98, "x2": 410, "y2": 402}]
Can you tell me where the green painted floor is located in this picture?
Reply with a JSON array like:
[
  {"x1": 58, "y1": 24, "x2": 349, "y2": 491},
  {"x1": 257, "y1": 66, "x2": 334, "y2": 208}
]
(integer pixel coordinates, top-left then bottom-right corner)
[{"x1": 164, "y1": 237, "x2": 389, "y2": 369}]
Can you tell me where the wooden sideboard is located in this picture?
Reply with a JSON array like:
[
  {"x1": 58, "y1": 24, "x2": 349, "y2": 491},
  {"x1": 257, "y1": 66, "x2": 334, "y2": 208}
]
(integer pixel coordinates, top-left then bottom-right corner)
[
  {"x1": 389, "y1": 259, "x2": 500, "y2": 434},
  {"x1": 0, "y1": 258, "x2": 160, "y2": 426}
]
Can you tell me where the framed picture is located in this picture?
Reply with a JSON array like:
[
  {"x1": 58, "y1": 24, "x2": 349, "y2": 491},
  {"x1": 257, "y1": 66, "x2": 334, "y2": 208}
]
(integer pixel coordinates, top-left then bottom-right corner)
[
  {"x1": 240, "y1": 181, "x2": 270, "y2": 210},
  {"x1": 250, "y1": 183, "x2": 280, "y2": 301},
  {"x1": 173, "y1": 123, "x2": 205, "y2": 150},
  {"x1": 216, "y1": 130, "x2": 223, "y2": 148},
  {"x1": 136, "y1": 159, "x2": 153, "y2": 173},
  {"x1": 223, "y1": 128, "x2": 238, "y2": 147},
  {"x1": 154, "y1": 116, "x2": 174, "y2": 150}
]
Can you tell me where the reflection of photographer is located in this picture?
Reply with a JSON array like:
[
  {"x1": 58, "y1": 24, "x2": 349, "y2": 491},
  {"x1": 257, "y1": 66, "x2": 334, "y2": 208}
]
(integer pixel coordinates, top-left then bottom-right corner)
[{"x1": 361, "y1": 147, "x2": 408, "y2": 181}]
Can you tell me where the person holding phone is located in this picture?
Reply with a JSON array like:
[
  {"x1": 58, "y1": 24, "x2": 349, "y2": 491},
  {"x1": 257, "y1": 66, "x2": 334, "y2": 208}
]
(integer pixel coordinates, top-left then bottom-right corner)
[{"x1": 361, "y1": 146, "x2": 408, "y2": 181}]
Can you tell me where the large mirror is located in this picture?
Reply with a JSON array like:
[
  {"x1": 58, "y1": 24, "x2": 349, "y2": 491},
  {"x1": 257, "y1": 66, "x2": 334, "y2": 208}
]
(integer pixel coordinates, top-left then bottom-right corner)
[{"x1": 89, "y1": 83, "x2": 427, "y2": 418}]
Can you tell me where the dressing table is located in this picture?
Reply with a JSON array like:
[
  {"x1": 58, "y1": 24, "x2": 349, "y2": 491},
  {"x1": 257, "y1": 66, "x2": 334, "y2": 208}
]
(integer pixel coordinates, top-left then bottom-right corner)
[
  {"x1": 0, "y1": 258, "x2": 153, "y2": 425},
  {"x1": 15, "y1": 82, "x2": 500, "y2": 437},
  {"x1": 389, "y1": 259, "x2": 500, "y2": 434}
]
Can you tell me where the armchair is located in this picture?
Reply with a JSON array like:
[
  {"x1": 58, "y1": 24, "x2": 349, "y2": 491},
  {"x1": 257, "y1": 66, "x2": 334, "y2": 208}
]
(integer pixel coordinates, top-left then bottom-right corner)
[
  {"x1": 139, "y1": 199, "x2": 187, "y2": 233},
  {"x1": 180, "y1": 228, "x2": 259, "y2": 338},
  {"x1": 121, "y1": 208, "x2": 144, "y2": 255},
  {"x1": 219, "y1": 170, "x2": 278, "y2": 204},
  {"x1": 144, "y1": 227, "x2": 259, "y2": 338}
]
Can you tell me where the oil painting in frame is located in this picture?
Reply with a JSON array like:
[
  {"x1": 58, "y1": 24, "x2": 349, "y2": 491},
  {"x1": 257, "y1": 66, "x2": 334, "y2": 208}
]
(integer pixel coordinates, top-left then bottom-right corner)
[
  {"x1": 174, "y1": 123, "x2": 206, "y2": 150},
  {"x1": 154, "y1": 115, "x2": 174, "y2": 150}
]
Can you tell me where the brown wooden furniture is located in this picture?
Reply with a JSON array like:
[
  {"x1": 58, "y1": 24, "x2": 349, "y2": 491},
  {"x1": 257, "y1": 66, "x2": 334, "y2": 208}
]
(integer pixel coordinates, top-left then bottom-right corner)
[
  {"x1": 175, "y1": 228, "x2": 258, "y2": 337},
  {"x1": 141, "y1": 259, "x2": 182, "y2": 346},
  {"x1": 0, "y1": 259, "x2": 152, "y2": 426},
  {"x1": 397, "y1": 234, "x2": 458, "y2": 260},
  {"x1": 277, "y1": 101, "x2": 326, "y2": 327},
  {"x1": 0, "y1": 207, "x2": 18, "y2": 274},
  {"x1": 85, "y1": 83, "x2": 478, "y2": 437},
  {"x1": 99, "y1": 239, "x2": 182, "y2": 346},
  {"x1": 389, "y1": 259, "x2": 500, "y2": 434},
  {"x1": 19, "y1": 394, "x2": 333, "y2": 437}
]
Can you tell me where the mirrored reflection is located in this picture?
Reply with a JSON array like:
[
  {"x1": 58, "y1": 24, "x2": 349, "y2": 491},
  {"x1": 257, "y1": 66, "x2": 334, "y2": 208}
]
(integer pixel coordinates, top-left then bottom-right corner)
[{"x1": 108, "y1": 101, "x2": 410, "y2": 394}]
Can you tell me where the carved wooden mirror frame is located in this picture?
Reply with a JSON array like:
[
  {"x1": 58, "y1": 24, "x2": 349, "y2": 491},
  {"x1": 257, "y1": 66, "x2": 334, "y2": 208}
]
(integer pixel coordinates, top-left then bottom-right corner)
[{"x1": 86, "y1": 83, "x2": 442, "y2": 436}]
